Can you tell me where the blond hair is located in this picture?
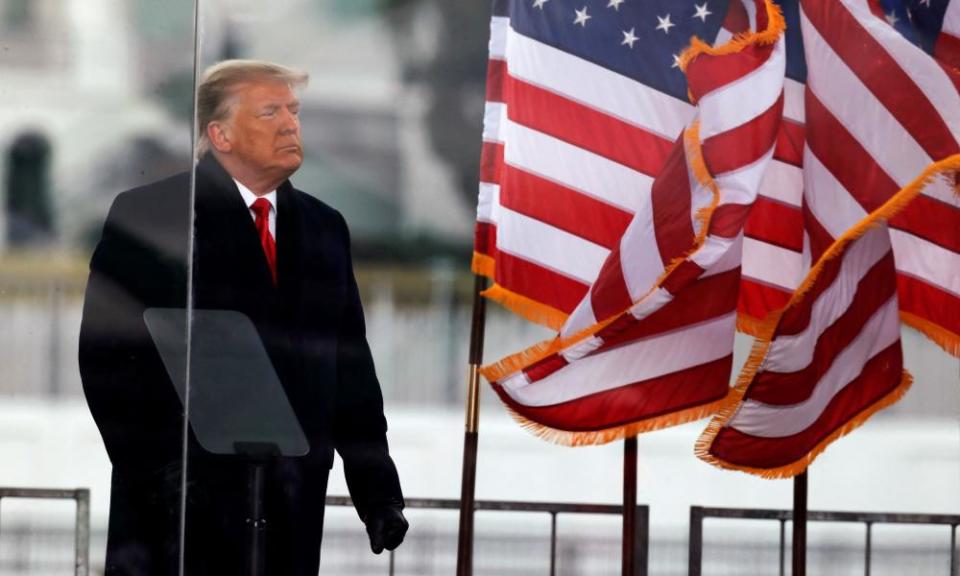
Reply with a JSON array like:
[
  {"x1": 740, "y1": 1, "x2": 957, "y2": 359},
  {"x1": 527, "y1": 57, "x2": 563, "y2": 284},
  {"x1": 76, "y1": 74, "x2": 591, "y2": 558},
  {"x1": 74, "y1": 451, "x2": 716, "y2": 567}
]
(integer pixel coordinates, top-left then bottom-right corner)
[{"x1": 196, "y1": 59, "x2": 309, "y2": 156}]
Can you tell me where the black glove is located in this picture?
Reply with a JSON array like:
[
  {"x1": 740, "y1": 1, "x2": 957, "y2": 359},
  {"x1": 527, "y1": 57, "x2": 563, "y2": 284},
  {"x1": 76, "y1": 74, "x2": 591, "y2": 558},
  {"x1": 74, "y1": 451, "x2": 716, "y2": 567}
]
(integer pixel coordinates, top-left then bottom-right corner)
[{"x1": 365, "y1": 505, "x2": 408, "y2": 554}]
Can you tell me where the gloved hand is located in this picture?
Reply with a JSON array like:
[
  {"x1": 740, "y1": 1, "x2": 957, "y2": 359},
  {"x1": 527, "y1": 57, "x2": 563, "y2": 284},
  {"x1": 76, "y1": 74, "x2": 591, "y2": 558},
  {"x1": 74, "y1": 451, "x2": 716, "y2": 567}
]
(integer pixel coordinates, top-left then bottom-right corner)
[{"x1": 365, "y1": 505, "x2": 408, "y2": 554}]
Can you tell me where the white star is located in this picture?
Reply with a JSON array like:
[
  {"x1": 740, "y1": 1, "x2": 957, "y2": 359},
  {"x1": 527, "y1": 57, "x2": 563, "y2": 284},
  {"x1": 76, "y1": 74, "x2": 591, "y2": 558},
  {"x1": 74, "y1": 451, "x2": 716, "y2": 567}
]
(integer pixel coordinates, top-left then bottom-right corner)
[
  {"x1": 919, "y1": 0, "x2": 931, "y2": 6},
  {"x1": 574, "y1": 6, "x2": 591, "y2": 26},
  {"x1": 672, "y1": 53, "x2": 683, "y2": 68},
  {"x1": 532, "y1": 0, "x2": 549, "y2": 8},
  {"x1": 693, "y1": 2, "x2": 712, "y2": 22},
  {"x1": 885, "y1": 11, "x2": 899, "y2": 26},
  {"x1": 656, "y1": 14, "x2": 675, "y2": 34},
  {"x1": 607, "y1": 0, "x2": 626, "y2": 10},
  {"x1": 622, "y1": 27, "x2": 639, "y2": 48}
]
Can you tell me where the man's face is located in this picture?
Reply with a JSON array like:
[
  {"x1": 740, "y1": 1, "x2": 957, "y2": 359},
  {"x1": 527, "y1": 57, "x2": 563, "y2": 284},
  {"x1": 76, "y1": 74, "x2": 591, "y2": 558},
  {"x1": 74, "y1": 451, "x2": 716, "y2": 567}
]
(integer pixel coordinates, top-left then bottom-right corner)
[{"x1": 224, "y1": 80, "x2": 303, "y2": 179}]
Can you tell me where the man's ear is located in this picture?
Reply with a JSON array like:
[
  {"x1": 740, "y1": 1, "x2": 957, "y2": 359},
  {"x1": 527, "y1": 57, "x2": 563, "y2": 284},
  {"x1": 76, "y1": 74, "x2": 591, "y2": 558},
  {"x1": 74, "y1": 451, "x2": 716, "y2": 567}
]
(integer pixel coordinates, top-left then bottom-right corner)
[{"x1": 207, "y1": 121, "x2": 232, "y2": 153}]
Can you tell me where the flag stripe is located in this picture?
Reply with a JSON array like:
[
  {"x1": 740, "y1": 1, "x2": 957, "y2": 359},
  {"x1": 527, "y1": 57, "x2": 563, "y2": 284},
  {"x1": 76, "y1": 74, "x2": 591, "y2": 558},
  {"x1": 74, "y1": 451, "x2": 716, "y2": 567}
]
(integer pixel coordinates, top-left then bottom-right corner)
[
  {"x1": 744, "y1": 196, "x2": 804, "y2": 252},
  {"x1": 898, "y1": 273, "x2": 960, "y2": 338},
  {"x1": 702, "y1": 94, "x2": 785, "y2": 175},
  {"x1": 749, "y1": 253, "x2": 897, "y2": 404},
  {"x1": 651, "y1": 140, "x2": 695, "y2": 268},
  {"x1": 494, "y1": 355, "x2": 731, "y2": 431},
  {"x1": 709, "y1": 343, "x2": 903, "y2": 468},
  {"x1": 742, "y1": 237, "x2": 804, "y2": 290},
  {"x1": 493, "y1": 250, "x2": 588, "y2": 314}
]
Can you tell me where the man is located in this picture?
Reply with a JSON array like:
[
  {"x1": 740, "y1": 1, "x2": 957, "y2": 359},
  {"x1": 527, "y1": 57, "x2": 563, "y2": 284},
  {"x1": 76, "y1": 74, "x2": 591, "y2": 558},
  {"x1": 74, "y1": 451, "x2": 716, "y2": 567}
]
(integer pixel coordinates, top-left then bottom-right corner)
[{"x1": 79, "y1": 60, "x2": 407, "y2": 574}]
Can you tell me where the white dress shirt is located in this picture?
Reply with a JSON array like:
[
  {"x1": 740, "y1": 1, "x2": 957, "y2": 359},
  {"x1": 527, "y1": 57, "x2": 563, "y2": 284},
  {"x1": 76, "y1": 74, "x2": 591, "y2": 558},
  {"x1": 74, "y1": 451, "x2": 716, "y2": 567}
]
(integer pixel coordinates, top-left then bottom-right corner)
[{"x1": 233, "y1": 178, "x2": 277, "y2": 237}]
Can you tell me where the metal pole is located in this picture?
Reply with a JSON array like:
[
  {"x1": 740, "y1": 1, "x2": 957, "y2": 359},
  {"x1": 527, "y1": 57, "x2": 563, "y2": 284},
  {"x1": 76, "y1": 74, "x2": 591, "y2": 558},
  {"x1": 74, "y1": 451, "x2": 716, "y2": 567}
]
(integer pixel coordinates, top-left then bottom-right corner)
[
  {"x1": 864, "y1": 522, "x2": 873, "y2": 576},
  {"x1": 779, "y1": 519, "x2": 786, "y2": 576},
  {"x1": 793, "y1": 472, "x2": 808, "y2": 576},
  {"x1": 636, "y1": 504, "x2": 649, "y2": 576},
  {"x1": 549, "y1": 511, "x2": 558, "y2": 576},
  {"x1": 950, "y1": 524, "x2": 957, "y2": 576},
  {"x1": 688, "y1": 506, "x2": 703, "y2": 576},
  {"x1": 456, "y1": 274, "x2": 487, "y2": 576},
  {"x1": 622, "y1": 436, "x2": 638, "y2": 576},
  {"x1": 74, "y1": 489, "x2": 90, "y2": 576}
]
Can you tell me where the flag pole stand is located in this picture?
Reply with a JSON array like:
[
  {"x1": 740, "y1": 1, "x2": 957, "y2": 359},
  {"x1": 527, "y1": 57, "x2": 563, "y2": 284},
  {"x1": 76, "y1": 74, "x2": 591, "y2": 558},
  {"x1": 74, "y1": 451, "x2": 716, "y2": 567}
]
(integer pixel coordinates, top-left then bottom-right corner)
[
  {"x1": 456, "y1": 274, "x2": 488, "y2": 576},
  {"x1": 792, "y1": 471, "x2": 808, "y2": 576},
  {"x1": 622, "y1": 435, "x2": 638, "y2": 576}
]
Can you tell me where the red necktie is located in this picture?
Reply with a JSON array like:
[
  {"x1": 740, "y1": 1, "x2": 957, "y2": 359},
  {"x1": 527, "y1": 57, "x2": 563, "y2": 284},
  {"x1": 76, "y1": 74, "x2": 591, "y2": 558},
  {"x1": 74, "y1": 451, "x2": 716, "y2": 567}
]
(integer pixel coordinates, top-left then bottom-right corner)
[{"x1": 251, "y1": 198, "x2": 277, "y2": 284}]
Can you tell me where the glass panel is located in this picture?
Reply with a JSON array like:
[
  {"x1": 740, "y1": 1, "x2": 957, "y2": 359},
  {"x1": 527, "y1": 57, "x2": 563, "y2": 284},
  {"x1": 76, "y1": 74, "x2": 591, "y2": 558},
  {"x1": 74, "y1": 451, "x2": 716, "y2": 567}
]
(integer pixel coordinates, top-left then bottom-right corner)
[{"x1": 0, "y1": 0, "x2": 198, "y2": 574}]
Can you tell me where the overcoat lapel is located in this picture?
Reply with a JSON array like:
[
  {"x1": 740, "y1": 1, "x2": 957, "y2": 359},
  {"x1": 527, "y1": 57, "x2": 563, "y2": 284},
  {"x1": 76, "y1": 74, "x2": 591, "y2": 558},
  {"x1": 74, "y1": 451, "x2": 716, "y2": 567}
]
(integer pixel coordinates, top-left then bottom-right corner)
[{"x1": 276, "y1": 181, "x2": 305, "y2": 321}]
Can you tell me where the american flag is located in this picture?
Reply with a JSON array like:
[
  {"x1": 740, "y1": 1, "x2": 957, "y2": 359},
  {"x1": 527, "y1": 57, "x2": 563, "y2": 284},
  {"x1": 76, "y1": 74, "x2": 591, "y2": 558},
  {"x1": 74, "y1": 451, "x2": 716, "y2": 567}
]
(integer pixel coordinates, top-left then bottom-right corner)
[
  {"x1": 475, "y1": 0, "x2": 788, "y2": 442},
  {"x1": 698, "y1": 0, "x2": 960, "y2": 476}
]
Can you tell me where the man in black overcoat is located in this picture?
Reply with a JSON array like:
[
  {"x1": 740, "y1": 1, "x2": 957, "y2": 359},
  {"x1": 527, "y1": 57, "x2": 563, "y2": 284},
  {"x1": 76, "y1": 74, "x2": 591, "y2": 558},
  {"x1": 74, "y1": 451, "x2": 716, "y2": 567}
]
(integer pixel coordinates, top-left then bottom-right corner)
[{"x1": 79, "y1": 60, "x2": 408, "y2": 575}]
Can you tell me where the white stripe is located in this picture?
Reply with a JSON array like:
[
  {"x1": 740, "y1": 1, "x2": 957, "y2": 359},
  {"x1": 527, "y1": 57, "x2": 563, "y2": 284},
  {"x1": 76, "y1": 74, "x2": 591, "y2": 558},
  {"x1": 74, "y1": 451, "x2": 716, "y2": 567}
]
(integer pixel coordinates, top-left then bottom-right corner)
[
  {"x1": 483, "y1": 102, "x2": 507, "y2": 143},
  {"x1": 839, "y1": 0, "x2": 960, "y2": 143},
  {"x1": 802, "y1": 8, "x2": 948, "y2": 195},
  {"x1": 758, "y1": 159, "x2": 803, "y2": 208},
  {"x1": 715, "y1": 146, "x2": 776, "y2": 206},
  {"x1": 619, "y1": 195, "x2": 666, "y2": 300},
  {"x1": 489, "y1": 16, "x2": 508, "y2": 59},
  {"x1": 714, "y1": 28, "x2": 735, "y2": 47},
  {"x1": 803, "y1": 147, "x2": 867, "y2": 238},
  {"x1": 730, "y1": 296, "x2": 900, "y2": 438},
  {"x1": 502, "y1": 116, "x2": 652, "y2": 213},
  {"x1": 501, "y1": 313, "x2": 736, "y2": 405},
  {"x1": 495, "y1": 204, "x2": 608, "y2": 285},
  {"x1": 477, "y1": 182, "x2": 498, "y2": 223},
  {"x1": 629, "y1": 287, "x2": 675, "y2": 322},
  {"x1": 742, "y1": 237, "x2": 803, "y2": 290},
  {"x1": 891, "y1": 229, "x2": 960, "y2": 298},
  {"x1": 744, "y1": 0, "x2": 758, "y2": 32},
  {"x1": 504, "y1": 25, "x2": 694, "y2": 140},
  {"x1": 691, "y1": 235, "x2": 738, "y2": 272},
  {"x1": 698, "y1": 38, "x2": 786, "y2": 140},
  {"x1": 703, "y1": 233, "x2": 745, "y2": 277},
  {"x1": 562, "y1": 297, "x2": 598, "y2": 338},
  {"x1": 783, "y1": 78, "x2": 805, "y2": 124},
  {"x1": 945, "y1": 0, "x2": 960, "y2": 37},
  {"x1": 763, "y1": 225, "x2": 892, "y2": 374}
]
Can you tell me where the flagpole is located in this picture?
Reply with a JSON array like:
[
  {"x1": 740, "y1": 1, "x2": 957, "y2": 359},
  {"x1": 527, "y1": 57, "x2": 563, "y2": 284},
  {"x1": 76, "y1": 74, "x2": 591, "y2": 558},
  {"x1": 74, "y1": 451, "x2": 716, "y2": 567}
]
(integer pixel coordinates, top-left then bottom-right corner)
[
  {"x1": 456, "y1": 274, "x2": 488, "y2": 576},
  {"x1": 792, "y1": 471, "x2": 808, "y2": 576},
  {"x1": 622, "y1": 435, "x2": 638, "y2": 576}
]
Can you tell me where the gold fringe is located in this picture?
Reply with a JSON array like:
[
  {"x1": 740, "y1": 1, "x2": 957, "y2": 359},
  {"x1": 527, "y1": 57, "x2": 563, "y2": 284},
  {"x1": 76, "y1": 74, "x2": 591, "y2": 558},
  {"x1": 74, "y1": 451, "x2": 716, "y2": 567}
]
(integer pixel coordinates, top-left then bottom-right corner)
[
  {"x1": 480, "y1": 283, "x2": 568, "y2": 332},
  {"x1": 679, "y1": 0, "x2": 786, "y2": 77},
  {"x1": 503, "y1": 395, "x2": 730, "y2": 448},
  {"x1": 697, "y1": 154, "x2": 960, "y2": 477},
  {"x1": 736, "y1": 312, "x2": 773, "y2": 337},
  {"x1": 471, "y1": 251, "x2": 496, "y2": 278},
  {"x1": 901, "y1": 311, "x2": 960, "y2": 358}
]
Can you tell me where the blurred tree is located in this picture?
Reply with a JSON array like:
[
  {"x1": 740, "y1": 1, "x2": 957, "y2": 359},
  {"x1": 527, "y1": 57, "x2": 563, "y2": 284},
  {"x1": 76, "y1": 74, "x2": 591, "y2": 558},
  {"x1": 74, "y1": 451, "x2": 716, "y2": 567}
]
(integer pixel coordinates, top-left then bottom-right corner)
[
  {"x1": 5, "y1": 132, "x2": 55, "y2": 246},
  {"x1": 378, "y1": 0, "x2": 490, "y2": 208}
]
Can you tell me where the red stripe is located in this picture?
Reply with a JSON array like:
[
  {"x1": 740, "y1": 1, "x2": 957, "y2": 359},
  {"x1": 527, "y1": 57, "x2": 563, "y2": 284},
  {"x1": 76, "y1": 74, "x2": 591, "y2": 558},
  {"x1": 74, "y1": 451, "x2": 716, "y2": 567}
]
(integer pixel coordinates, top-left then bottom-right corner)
[
  {"x1": 753, "y1": 0, "x2": 768, "y2": 31},
  {"x1": 479, "y1": 141, "x2": 504, "y2": 184},
  {"x1": 596, "y1": 268, "x2": 740, "y2": 352},
  {"x1": 722, "y1": 0, "x2": 750, "y2": 34},
  {"x1": 803, "y1": 0, "x2": 960, "y2": 161},
  {"x1": 524, "y1": 354, "x2": 569, "y2": 384},
  {"x1": 475, "y1": 221, "x2": 496, "y2": 258},
  {"x1": 806, "y1": 91, "x2": 960, "y2": 254},
  {"x1": 496, "y1": 356, "x2": 732, "y2": 431},
  {"x1": 499, "y1": 165, "x2": 633, "y2": 249},
  {"x1": 897, "y1": 273, "x2": 960, "y2": 339},
  {"x1": 652, "y1": 137, "x2": 695, "y2": 268},
  {"x1": 709, "y1": 343, "x2": 903, "y2": 470},
  {"x1": 738, "y1": 277, "x2": 791, "y2": 322},
  {"x1": 589, "y1": 247, "x2": 633, "y2": 323},
  {"x1": 660, "y1": 260, "x2": 709, "y2": 296},
  {"x1": 486, "y1": 59, "x2": 506, "y2": 103},
  {"x1": 711, "y1": 203, "x2": 755, "y2": 239},
  {"x1": 701, "y1": 93, "x2": 783, "y2": 176},
  {"x1": 494, "y1": 251, "x2": 588, "y2": 315},
  {"x1": 802, "y1": 201, "x2": 835, "y2": 265},
  {"x1": 749, "y1": 252, "x2": 898, "y2": 405},
  {"x1": 935, "y1": 32, "x2": 960, "y2": 72},
  {"x1": 687, "y1": 43, "x2": 776, "y2": 103},
  {"x1": 773, "y1": 120, "x2": 805, "y2": 167},
  {"x1": 938, "y1": 59, "x2": 960, "y2": 94},
  {"x1": 504, "y1": 73, "x2": 674, "y2": 178},
  {"x1": 744, "y1": 197, "x2": 804, "y2": 252}
]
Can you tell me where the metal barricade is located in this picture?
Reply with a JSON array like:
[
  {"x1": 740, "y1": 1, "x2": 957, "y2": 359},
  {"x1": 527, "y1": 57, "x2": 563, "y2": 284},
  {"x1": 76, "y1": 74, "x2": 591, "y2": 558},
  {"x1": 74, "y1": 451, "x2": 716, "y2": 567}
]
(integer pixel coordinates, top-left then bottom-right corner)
[
  {"x1": 0, "y1": 488, "x2": 90, "y2": 576},
  {"x1": 688, "y1": 506, "x2": 960, "y2": 576},
  {"x1": 327, "y1": 496, "x2": 649, "y2": 576}
]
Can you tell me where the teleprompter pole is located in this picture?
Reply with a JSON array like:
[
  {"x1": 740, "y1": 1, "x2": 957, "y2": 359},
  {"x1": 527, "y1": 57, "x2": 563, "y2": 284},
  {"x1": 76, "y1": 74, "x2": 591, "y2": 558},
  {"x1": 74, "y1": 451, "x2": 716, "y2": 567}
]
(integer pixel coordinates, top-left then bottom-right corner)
[
  {"x1": 456, "y1": 274, "x2": 488, "y2": 576},
  {"x1": 622, "y1": 436, "x2": 638, "y2": 576},
  {"x1": 793, "y1": 471, "x2": 808, "y2": 576}
]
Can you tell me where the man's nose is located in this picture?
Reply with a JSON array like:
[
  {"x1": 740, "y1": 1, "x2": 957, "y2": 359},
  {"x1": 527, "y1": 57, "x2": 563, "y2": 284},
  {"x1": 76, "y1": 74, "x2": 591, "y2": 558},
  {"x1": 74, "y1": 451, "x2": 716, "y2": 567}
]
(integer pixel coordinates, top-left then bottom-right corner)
[{"x1": 279, "y1": 109, "x2": 300, "y2": 133}]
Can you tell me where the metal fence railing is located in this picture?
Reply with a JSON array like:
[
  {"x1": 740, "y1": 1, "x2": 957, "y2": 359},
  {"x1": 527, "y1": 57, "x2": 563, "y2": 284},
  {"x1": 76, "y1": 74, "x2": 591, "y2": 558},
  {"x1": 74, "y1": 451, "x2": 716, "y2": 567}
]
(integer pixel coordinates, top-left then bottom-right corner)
[
  {"x1": 0, "y1": 487, "x2": 90, "y2": 576},
  {"x1": 326, "y1": 496, "x2": 649, "y2": 576},
  {"x1": 688, "y1": 506, "x2": 960, "y2": 576}
]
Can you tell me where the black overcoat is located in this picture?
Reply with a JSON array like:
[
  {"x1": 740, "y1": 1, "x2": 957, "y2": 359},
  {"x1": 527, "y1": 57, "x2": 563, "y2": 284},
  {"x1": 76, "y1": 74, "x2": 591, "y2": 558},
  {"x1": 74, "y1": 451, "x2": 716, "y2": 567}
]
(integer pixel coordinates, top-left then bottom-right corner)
[{"x1": 79, "y1": 155, "x2": 403, "y2": 575}]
